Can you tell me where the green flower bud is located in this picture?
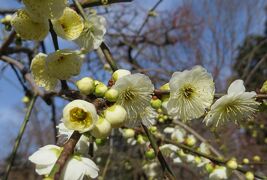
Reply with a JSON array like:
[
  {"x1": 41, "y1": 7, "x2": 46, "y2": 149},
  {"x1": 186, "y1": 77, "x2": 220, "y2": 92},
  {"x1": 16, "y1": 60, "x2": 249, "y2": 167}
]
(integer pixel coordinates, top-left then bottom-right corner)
[
  {"x1": 137, "y1": 134, "x2": 146, "y2": 144},
  {"x1": 226, "y1": 158, "x2": 238, "y2": 169},
  {"x1": 94, "y1": 83, "x2": 108, "y2": 97},
  {"x1": 160, "y1": 83, "x2": 170, "y2": 101},
  {"x1": 245, "y1": 171, "x2": 254, "y2": 180},
  {"x1": 145, "y1": 149, "x2": 155, "y2": 160},
  {"x1": 91, "y1": 116, "x2": 112, "y2": 139},
  {"x1": 185, "y1": 135, "x2": 196, "y2": 146},
  {"x1": 123, "y1": 128, "x2": 135, "y2": 138},
  {"x1": 105, "y1": 105, "x2": 127, "y2": 128},
  {"x1": 76, "y1": 77, "x2": 95, "y2": 95},
  {"x1": 104, "y1": 89, "x2": 119, "y2": 102},
  {"x1": 149, "y1": 126, "x2": 157, "y2": 133},
  {"x1": 150, "y1": 98, "x2": 162, "y2": 109},
  {"x1": 205, "y1": 163, "x2": 214, "y2": 173},
  {"x1": 95, "y1": 138, "x2": 106, "y2": 146},
  {"x1": 194, "y1": 156, "x2": 202, "y2": 164},
  {"x1": 112, "y1": 69, "x2": 131, "y2": 81}
]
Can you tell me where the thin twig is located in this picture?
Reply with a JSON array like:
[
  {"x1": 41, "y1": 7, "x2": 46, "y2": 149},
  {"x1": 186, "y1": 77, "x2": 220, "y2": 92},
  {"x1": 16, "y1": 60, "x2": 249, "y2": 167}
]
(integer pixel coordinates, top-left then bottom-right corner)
[
  {"x1": 142, "y1": 124, "x2": 176, "y2": 180},
  {"x1": 3, "y1": 94, "x2": 38, "y2": 180}
]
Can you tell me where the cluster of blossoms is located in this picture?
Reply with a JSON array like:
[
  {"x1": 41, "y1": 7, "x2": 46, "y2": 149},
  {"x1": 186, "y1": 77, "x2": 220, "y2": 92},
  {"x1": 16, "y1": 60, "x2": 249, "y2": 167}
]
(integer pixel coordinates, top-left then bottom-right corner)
[{"x1": 8, "y1": 1, "x2": 264, "y2": 179}]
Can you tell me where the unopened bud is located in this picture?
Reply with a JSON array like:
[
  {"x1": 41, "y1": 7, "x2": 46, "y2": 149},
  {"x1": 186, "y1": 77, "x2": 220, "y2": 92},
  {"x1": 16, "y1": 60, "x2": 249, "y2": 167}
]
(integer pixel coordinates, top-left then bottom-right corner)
[
  {"x1": 245, "y1": 171, "x2": 254, "y2": 180},
  {"x1": 150, "y1": 98, "x2": 162, "y2": 109},
  {"x1": 104, "y1": 89, "x2": 119, "y2": 102},
  {"x1": 76, "y1": 77, "x2": 95, "y2": 95},
  {"x1": 145, "y1": 148, "x2": 155, "y2": 159},
  {"x1": 112, "y1": 69, "x2": 131, "y2": 81},
  {"x1": 105, "y1": 105, "x2": 127, "y2": 128},
  {"x1": 226, "y1": 158, "x2": 238, "y2": 169},
  {"x1": 123, "y1": 128, "x2": 135, "y2": 138},
  {"x1": 91, "y1": 117, "x2": 112, "y2": 139},
  {"x1": 94, "y1": 83, "x2": 108, "y2": 97},
  {"x1": 185, "y1": 135, "x2": 196, "y2": 146}
]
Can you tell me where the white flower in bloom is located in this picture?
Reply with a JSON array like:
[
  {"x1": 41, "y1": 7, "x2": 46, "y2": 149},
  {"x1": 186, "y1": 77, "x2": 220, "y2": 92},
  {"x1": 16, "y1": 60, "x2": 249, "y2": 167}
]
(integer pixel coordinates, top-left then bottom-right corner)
[
  {"x1": 209, "y1": 166, "x2": 228, "y2": 180},
  {"x1": 30, "y1": 53, "x2": 58, "y2": 91},
  {"x1": 142, "y1": 162, "x2": 159, "y2": 178},
  {"x1": 29, "y1": 145, "x2": 99, "y2": 179},
  {"x1": 62, "y1": 100, "x2": 98, "y2": 133},
  {"x1": 204, "y1": 80, "x2": 259, "y2": 127},
  {"x1": 113, "y1": 73, "x2": 154, "y2": 127},
  {"x1": 75, "y1": 15, "x2": 106, "y2": 52},
  {"x1": 11, "y1": 9, "x2": 49, "y2": 41},
  {"x1": 52, "y1": 7, "x2": 84, "y2": 40},
  {"x1": 28, "y1": 145, "x2": 60, "y2": 175},
  {"x1": 22, "y1": 0, "x2": 67, "y2": 22},
  {"x1": 31, "y1": 50, "x2": 83, "y2": 91},
  {"x1": 57, "y1": 123, "x2": 91, "y2": 155},
  {"x1": 61, "y1": 155, "x2": 99, "y2": 180},
  {"x1": 167, "y1": 66, "x2": 215, "y2": 121},
  {"x1": 46, "y1": 49, "x2": 83, "y2": 80},
  {"x1": 160, "y1": 144, "x2": 182, "y2": 164},
  {"x1": 163, "y1": 126, "x2": 186, "y2": 143}
]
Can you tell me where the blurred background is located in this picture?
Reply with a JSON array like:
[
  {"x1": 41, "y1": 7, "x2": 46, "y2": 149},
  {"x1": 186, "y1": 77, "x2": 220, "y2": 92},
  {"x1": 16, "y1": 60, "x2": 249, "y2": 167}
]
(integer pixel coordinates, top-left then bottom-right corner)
[{"x1": 0, "y1": 0, "x2": 267, "y2": 179}]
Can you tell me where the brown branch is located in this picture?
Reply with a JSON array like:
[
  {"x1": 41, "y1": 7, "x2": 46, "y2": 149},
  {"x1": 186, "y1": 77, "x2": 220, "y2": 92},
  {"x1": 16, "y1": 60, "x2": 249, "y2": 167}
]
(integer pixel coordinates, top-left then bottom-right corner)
[{"x1": 0, "y1": 31, "x2": 16, "y2": 55}]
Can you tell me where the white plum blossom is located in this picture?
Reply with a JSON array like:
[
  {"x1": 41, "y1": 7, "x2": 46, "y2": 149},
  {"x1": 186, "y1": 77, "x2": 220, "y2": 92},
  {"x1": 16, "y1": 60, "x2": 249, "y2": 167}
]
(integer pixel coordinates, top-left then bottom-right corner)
[
  {"x1": 159, "y1": 144, "x2": 182, "y2": 164},
  {"x1": 167, "y1": 66, "x2": 215, "y2": 121},
  {"x1": 52, "y1": 7, "x2": 84, "y2": 40},
  {"x1": 62, "y1": 100, "x2": 98, "y2": 133},
  {"x1": 209, "y1": 166, "x2": 228, "y2": 180},
  {"x1": 29, "y1": 145, "x2": 99, "y2": 179},
  {"x1": 31, "y1": 50, "x2": 84, "y2": 91},
  {"x1": 204, "y1": 80, "x2": 259, "y2": 127},
  {"x1": 11, "y1": 9, "x2": 49, "y2": 41},
  {"x1": 31, "y1": 53, "x2": 58, "y2": 91},
  {"x1": 163, "y1": 126, "x2": 186, "y2": 143},
  {"x1": 75, "y1": 15, "x2": 106, "y2": 52},
  {"x1": 22, "y1": 0, "x2": 67, "y2": 22},
  {"x1": 28, "y1": 145, "x2": 60, "y2": 175},
  {"x1": 113, "y1": 73, "x2": 154, "y2": 127},
  {"x1": 46, "y1": 49, "x2": 83, "y2": 80}
]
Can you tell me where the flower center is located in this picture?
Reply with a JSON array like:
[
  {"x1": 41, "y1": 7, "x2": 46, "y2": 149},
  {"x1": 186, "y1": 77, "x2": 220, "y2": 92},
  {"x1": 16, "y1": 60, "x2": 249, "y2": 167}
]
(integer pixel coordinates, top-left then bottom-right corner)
[
  {"x1": 180, "y1": 85, "x2": 195, "y2": 98},
  {"x1": 123, "y1": 88, "x2": 136, "y2": 101},
  {"x1": 70, "y1": 107, "x2": 88, "y2": 121}
]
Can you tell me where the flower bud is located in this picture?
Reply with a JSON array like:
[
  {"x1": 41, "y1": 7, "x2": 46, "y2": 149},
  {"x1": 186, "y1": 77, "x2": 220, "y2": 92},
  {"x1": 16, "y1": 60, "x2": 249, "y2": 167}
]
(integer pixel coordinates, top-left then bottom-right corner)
[
  {"x1": 104, "y1": 89, "x2": 119, "y2": 102},
  {"x1": 226, "y1": 158, "x2": 238, "y2": 169},
  {"x1": 112, "y1": 69, "x2": 131, "y2": 81},
  {"x1": 91, "y1": 116, "x2": 112, "y2": 139},
  {"x1": 137, "y1": 134, "x2": 146, "y2": 144},
  {"x1": 185, "y1": 135, "x2": 196, "y2": 146},
  {"x1": 243, "y1": 158, "x2": 249, "y2": 164},
  {"x1": 160, "y1": 83, "x2": 170, "y2": 101},
  {"x1": 245, "y1": 172, "x2": 254, "y2": 180},
  {"x1": 150, "y1": 98, "x2": 162, "y2": 109},
  {"x1": 260, "y1": 80, "x2": 267, "y2": 93},
  {"x1": 149, "y1": 126, "x2": 157, "y2": 134},
  {"x1": 105, "y1": 105, "x2": 127, "y2": 128},
  {"x1": 145, "y1": 149, "x2": 155, "y2": 160},
  {"x1": 76, "y1": 77, "x2": 95, "y2": 95},
  {"x1": 123, "y1": 128, "x2": 135, "y2": 138},
  {"x1": 22, "y1": 96, "x2": 30, "y2": 103},
  {"x1": 94, "y1": 83, "x2": 108, "y2": 97},
  {"x1": 205, "y1": 163, "x2": 214, "y2": 173},
  {"x1": 253, "y1": 155, "x2": 261, "y2": 162},
  {"x1": 95, "y1": 138, "x2": 106, "y2": 146}
]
